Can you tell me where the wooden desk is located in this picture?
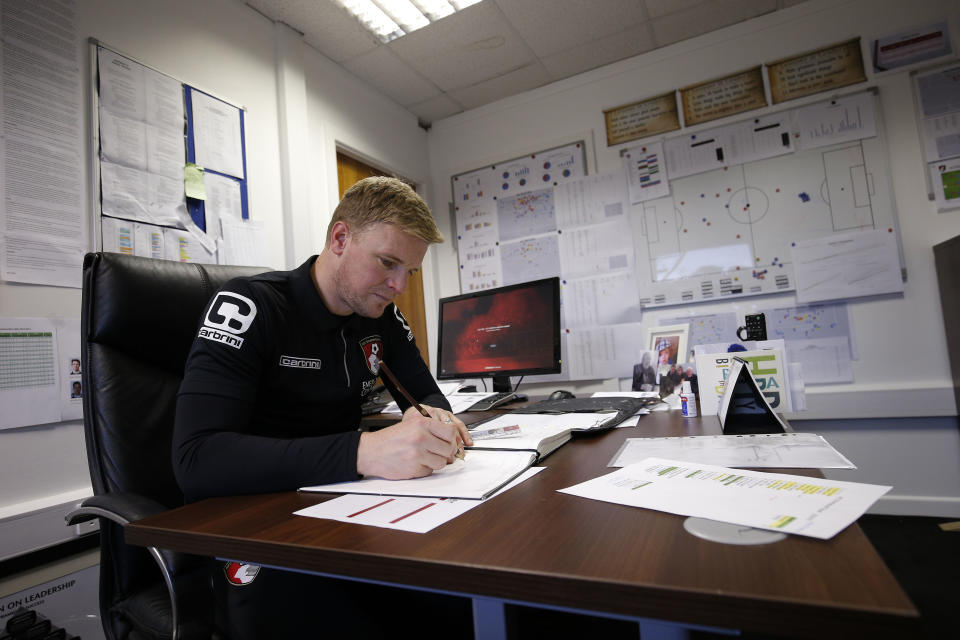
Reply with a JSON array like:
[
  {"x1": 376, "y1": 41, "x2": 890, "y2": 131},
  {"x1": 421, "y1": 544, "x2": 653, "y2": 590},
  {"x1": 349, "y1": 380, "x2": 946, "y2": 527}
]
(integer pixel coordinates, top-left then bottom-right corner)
[{"x1": 126, "y1": 411, "x2": 917, "y2": 638}]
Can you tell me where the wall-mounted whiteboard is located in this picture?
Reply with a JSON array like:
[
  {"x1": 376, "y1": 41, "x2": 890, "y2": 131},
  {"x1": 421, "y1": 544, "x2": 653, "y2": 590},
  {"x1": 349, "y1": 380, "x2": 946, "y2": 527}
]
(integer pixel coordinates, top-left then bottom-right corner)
[
  {"x1": 624, "y1": 89, "x2": 903, "y2": 308},
  {"x1": 450, "y1": 142, "x2": 650, "y2": 382},
  {"x1": 450, "y1": 141, "x2": 587, "y2": 292}
]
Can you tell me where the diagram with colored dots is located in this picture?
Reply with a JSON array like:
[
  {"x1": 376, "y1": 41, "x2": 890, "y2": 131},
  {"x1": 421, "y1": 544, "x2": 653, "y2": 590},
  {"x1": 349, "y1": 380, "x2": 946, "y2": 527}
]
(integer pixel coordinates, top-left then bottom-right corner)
[
  {"x1": 635, "y1": 136, "x2": 897, "y2": 307},
  {"x1": 760, "y1": 302, "x2": 855, "y2": 383},
  {"x1": 452, "y1": 141, "x2": 586, "y2": 292},
  {"x1": 631, "y1": 92, "x2": 899, "y2": 308}
]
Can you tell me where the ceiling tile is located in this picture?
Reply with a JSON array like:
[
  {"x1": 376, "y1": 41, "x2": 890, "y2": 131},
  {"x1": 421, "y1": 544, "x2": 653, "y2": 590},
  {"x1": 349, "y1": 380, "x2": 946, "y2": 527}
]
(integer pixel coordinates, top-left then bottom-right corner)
[
  {"x1": 651, "y1": 0, "x2": 777, "y2": 48},
  {"x1": 387, "y1": 1, "x2": 536, "y2": 92},
  {"x1": 343, "y1": 47, "x2": 441, "y2": 107},
  {"x1": 541, "y1": 22, "x2": 656, "y2": 80},
  {"x1": 408, "y1": 93, "x2": 465, "y2": 125},
  {"x1": 494, "y1": 0, "x2": 649, "y2": 58},
  {"x1": 248, "y1": 0, "x2": 380, "y2": 61},
  {"x1": 447, "y1": 62, "x2": 550, "y2": 110}
]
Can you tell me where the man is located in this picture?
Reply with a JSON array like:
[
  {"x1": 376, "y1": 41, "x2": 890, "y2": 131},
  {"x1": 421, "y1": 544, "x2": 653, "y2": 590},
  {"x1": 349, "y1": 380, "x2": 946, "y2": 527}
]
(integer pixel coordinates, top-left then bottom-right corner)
[{"x1": 173, "y1": 177, "x2": 473, "y2": 638}]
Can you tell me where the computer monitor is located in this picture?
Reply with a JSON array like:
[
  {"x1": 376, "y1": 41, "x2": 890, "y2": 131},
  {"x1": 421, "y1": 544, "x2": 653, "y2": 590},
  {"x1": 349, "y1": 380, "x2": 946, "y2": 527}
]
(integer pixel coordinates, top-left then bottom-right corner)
[{"x1": 436, "y1": 277, "x2": 561, "y2": 392}]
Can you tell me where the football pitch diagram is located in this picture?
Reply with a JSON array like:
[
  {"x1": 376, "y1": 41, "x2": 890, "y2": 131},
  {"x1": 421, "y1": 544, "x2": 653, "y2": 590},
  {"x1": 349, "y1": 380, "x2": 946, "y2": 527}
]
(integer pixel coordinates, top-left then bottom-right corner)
[{"x1": 635, "y1": 137, "x2": 898, "y2": 307}]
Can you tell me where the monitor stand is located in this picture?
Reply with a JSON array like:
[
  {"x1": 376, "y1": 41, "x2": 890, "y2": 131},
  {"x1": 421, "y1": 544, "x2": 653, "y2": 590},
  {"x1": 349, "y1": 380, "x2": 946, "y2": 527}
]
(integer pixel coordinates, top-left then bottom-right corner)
[
  {"x1": 491, "y1": 375, "x2": 527, "y2": 404},
  {"x1": 492, "y1": 375, "x2": 513, "y2": 393}
]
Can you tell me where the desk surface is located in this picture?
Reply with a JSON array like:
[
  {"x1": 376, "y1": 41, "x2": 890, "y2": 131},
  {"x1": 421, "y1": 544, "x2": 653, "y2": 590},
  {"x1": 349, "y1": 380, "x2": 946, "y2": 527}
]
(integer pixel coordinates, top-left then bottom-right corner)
[{"x1": 126, "y1": 411, "x2": 917, "y2": 638}]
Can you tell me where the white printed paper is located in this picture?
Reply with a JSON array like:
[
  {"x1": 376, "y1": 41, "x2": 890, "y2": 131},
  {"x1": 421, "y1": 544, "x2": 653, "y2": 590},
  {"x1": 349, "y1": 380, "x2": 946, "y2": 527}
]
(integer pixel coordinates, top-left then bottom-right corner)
[
  {"x1": 554, "y1": 170, "x2": 628, "y2": 227},
  {"x1": 191, "y1": 89, "x2": 244, "y2": 179},
  {"x1": 562, "y1": 271, "x2": 641, "y2": 328},
  {"x1": 99, "y1": 111, "x2": 148, "y2": 170},
  {"x1": 163, "y1": 227, "x2": 217, "y2": 264},
  {"x1": 134, "y1": 222, "x2": 165, "y2": 259},
  {"x1": 559, "y1": 218, "x2": 635, "y2": 279},
  {"x1": 204, "y1": 172, "x2": 244, "y2": 224},
  {"x1": 624, "y1": 142, "x2": 670, "y2": 203},
  {"x1": 218, "y1": 218, "x2": 268, "y2": 267},
  {"x1": 565, "y1": 323, "x2": 644, "y2": 380},
  {"x1": 101, "y1": 216, "x2": 135, "y2": 255},
  {"x1": 1, "y1": 317, "x2": 82, "y2": 429},
  {"x1": 294, "y1": 468, "x2": 543, "y2": 533},
  {"x1": 559, "y1": 457, "x2": 890, "y2": 539},
  {"x1": 609, "y1": 433, "x2": 855, "y2": 469},
  {"x1": 98, "y1": 47, "x2": 147, "y2": 120},
  {"x1": 0, "y1": 236, "x2": 84, "y2": 289},
  {"x1": 796, "y1": 93, "x2": 877, "y2": 150},
  {"x1": 1, "y1": 1, "x2": 85, "y2": 288},
  {"x1": 791, "y1": 229, "x2": 903, "y2": 303}
]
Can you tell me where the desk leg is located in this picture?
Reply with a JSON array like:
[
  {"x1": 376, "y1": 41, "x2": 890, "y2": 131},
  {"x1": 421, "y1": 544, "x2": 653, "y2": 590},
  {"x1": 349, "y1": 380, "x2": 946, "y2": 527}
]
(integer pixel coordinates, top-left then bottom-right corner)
[{"x1": 473, "y1": 597, "x2": 507, "y2": 640}]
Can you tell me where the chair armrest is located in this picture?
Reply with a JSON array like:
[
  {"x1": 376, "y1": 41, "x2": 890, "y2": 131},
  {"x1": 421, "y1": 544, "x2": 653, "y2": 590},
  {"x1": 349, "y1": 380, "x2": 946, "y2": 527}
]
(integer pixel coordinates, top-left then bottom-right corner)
[
  {"x1": 67, "y1": 492, "x2": 216, "y2": 638},
  {"x1": 66, "y1": 492, "x2": 168, "y2": 527}
]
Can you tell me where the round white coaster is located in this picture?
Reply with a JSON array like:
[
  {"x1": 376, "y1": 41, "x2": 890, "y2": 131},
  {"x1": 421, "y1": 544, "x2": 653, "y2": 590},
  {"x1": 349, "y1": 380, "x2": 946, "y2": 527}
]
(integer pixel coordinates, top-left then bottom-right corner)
[{"x1": 683, "y1": 516, "x2": 787, "y2": 545}]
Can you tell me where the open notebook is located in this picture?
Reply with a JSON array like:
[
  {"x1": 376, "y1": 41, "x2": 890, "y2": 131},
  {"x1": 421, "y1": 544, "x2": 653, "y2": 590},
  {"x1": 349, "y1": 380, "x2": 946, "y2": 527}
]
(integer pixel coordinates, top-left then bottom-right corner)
[
  {"x1": 300, "y1": 449, "x2": 537, "y2": 500},
  {"x1": 467, "y1": 412, "x2": 613, "y2": 459}
]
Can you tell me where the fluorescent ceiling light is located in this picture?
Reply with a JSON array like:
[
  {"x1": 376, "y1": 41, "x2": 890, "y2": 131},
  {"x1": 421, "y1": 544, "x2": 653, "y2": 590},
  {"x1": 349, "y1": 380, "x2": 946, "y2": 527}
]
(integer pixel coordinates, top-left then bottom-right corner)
[{"x1": 335, "y1": 0, "x2": 483, "y2": 43}]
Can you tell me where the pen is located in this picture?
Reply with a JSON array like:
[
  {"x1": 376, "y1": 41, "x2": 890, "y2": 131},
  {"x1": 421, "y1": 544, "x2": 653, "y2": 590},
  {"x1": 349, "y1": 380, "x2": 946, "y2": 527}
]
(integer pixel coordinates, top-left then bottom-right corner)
[
  {"x1": 378, "y1": 359, "x2": 465, "y2": 460},
  {"x1": 469, "y1": 424, "x2": 521, "y2": 440}
]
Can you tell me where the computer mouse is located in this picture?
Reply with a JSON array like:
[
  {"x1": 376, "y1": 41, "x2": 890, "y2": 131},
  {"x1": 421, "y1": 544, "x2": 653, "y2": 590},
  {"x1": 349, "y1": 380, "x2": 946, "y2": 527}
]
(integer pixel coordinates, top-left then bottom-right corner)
[{"x1": 548, "y1": 389, "x2": 576, "y2": 401}]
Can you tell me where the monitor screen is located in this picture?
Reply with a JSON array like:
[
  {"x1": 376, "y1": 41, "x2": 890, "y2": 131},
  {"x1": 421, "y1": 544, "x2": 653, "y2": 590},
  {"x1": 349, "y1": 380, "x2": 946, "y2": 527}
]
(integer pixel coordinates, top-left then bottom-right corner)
[{"x1": 436, "y1": 277, "x2": 561, "y2": 389}]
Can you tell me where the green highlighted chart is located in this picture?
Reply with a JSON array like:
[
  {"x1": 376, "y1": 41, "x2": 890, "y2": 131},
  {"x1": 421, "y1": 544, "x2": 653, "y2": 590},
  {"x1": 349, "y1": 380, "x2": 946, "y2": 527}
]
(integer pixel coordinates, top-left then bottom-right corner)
[{"x1": 559, "y1": 456, "x2": 890, "y2": 540}]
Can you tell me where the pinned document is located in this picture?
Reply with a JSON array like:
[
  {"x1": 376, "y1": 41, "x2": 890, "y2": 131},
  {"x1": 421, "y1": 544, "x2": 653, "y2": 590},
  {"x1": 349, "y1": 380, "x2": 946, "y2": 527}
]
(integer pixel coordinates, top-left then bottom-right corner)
[{"x1": 790, "y1": 229, "x2": 903, "y2": 303}]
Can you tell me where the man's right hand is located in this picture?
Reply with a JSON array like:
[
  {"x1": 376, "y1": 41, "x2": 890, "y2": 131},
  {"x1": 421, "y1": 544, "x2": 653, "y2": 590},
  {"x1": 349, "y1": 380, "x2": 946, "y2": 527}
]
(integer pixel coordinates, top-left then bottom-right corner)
[{"x1": 356, "y1": 409, "x2": 466, "y2": 479}]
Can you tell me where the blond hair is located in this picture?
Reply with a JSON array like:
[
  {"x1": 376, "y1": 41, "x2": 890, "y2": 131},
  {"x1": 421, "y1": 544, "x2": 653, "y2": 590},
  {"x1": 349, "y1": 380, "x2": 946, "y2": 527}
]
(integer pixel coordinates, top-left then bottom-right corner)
[{"x1": 326, "y1": 176, "x2": 443, "y2": 245}]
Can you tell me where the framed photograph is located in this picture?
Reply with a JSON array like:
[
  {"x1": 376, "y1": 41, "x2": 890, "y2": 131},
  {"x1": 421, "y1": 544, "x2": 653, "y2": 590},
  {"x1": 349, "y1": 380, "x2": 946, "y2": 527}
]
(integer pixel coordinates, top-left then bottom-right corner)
[{"x1": 647, "y1": 324, "x2": 689, "y2": 366}]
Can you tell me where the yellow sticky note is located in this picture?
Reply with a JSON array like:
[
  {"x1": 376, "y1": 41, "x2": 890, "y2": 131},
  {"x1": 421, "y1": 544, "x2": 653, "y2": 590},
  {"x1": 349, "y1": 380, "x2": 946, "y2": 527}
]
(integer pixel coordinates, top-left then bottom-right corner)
[{"x1": 184, "y1": 162, "x2": 206, "y2": 200}]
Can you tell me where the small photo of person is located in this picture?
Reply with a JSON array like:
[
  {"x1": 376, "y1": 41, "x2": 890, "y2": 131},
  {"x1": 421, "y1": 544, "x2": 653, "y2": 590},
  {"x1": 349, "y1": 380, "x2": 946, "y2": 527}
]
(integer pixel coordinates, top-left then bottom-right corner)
[
  {"x1": 654, "y1": 336, "x2": 680, "y2": 365},
  {"x1": 632, "y1": 350, "x2": 658, "y2": 392},
  {"x1": 71, "y1": 380, "x2": 82, "y2": 399},
  {"x1": 69, "y1": 358, "x2": 81, "y2": 375}
]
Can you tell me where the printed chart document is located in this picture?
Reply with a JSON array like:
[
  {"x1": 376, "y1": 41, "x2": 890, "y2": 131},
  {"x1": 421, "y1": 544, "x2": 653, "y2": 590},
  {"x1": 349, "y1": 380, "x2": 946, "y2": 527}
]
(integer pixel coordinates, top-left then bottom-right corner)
[
  {"x1": 565, "y1": 322, "x2": 645, "y2": 380},
  {"x1": 218, "y1": 218, "x2": 268, "y2": 267},
  {"x1": 559, "y1": 457, "x2": 890, "y2": 539},
  {"x1": 791, "y1": 229, "x2": 903, "y2": 303},
  {"x1": 1, "y1": 317, "x2": 82, "y2": 429},
  {"x1": 191, "y1": 90, "x2": 244, "y2": 179},
  {"x1": 301, "y1": 449, "x2": 537, "y2": 500},
  {"x1": 609, "y1": 433, "x2": 856, "y2": 469},
  {"x1": 294, "y1": 468, "x2": 544, "y2": 534}
]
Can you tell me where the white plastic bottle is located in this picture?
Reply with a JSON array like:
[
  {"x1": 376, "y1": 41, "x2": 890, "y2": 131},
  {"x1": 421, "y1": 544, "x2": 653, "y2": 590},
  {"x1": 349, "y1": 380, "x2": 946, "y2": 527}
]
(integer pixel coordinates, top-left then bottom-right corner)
[{"x1": 680, "y1": 380, "x2": 698, "y2": 417}]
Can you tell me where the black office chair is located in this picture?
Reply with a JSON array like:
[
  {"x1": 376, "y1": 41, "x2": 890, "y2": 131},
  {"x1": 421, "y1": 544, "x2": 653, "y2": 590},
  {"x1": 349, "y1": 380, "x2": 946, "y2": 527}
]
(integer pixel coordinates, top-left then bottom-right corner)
[{"x1": 67, "y1": 252, "x2": 269, "y2": 640}]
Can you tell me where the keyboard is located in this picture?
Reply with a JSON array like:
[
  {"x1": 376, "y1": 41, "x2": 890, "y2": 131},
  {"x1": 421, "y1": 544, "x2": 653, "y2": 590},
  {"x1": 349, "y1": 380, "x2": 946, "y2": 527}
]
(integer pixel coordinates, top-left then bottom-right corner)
[{"x1": 466, "y1": 392, "x2": 519, "y2": 411}]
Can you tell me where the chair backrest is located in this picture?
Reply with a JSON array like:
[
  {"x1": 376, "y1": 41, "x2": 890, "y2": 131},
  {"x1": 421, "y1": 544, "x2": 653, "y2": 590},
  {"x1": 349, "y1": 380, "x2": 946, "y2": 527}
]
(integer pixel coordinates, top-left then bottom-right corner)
[
  {"x1": 81, "y1": 252, "x2": 269, "y2": 504},
  {"x1": 81, "y1": 252, "x2": 270, "y2": 639}
]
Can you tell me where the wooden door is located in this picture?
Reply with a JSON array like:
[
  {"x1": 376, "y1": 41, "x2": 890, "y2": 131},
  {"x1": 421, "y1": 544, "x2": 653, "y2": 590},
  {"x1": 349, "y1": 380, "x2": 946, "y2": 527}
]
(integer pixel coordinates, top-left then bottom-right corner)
[{"x1": 336, "y1": 152, "x2": 431, "y2": 366}]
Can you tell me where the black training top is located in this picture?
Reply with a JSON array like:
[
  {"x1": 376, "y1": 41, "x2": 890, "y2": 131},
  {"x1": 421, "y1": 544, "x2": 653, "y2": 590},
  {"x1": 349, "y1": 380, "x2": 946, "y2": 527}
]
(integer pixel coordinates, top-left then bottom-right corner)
[{"x1": 173, "y1": 255, "x2": 447, "y2": 501}]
